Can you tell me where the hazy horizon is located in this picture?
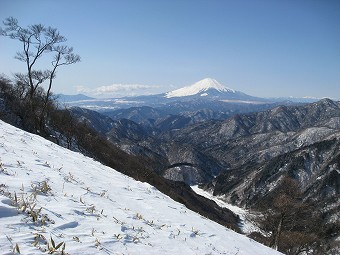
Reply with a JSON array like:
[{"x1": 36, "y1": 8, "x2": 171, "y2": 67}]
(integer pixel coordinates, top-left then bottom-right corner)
[{"x1": 59, "y1": 77, "x2": 333, "y2": 101}]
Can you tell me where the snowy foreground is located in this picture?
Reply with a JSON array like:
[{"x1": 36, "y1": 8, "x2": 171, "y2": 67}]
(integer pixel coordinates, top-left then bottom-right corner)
[{"x1": 0, "y1": 120, "x2": 282, "y2": 255}]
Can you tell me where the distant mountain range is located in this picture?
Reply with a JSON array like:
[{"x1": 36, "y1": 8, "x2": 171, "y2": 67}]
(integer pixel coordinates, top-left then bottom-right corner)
[
  {"x1": 57, "y1": 78, "x2": 319, "y2": 110},
  {"x1": 58, "y1": 78, "x2": 325, "y2": 133},
  {"x1": 55, "y1": 93, "x2": 94, "y2": 103}
]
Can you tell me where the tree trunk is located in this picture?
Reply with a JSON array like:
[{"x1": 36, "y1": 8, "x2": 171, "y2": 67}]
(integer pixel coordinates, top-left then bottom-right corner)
[{"x1": 274, "y1": 214, "x2": 284, "y2": 250}]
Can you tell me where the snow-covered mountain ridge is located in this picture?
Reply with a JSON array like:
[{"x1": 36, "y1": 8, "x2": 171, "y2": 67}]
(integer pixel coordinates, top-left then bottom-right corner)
[
  {"x1": 60, "y1": 78, "x2": 282, "y2": 111},
  {"x1": 0, "y1": 120, "x2": 281, "y2": 255},
  {"x1": 165, "y1": 78, "x2": 236, "y2": 98}
]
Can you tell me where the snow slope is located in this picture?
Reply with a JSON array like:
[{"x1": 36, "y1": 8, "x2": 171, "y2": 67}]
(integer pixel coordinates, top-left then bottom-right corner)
[
  {"x1": 0, "y1": 120, "x2": 282, "y2": 255},
  {"x1": 191, "y1": 186, "x2": 259, "y2": 234},
  {"x1": 165, "y1": 78, "x2": 236, "y2": 98}
]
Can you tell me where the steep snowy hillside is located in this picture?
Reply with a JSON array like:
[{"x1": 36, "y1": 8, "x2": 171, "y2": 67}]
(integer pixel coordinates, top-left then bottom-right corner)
[
  {"x1": 0, "y1": 120, "x2": 281, "y2": 255},
  {"x1": 165, "y1": 78, "x2": 235, "y2": 98}
]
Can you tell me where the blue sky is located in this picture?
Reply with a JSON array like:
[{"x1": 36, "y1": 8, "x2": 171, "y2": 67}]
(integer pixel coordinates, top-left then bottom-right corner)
[{"x1": 1, "y1": 0, "x2": 339, "y2": 98}]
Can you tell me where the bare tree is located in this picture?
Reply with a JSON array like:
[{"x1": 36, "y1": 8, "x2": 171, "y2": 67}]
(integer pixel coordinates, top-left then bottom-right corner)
[
  {"x1": 0, "y1": 17, "x2": 80, "y2": 131},
  {"x1": 249, "y1": 177, "x2": 333, "y2": 255}
]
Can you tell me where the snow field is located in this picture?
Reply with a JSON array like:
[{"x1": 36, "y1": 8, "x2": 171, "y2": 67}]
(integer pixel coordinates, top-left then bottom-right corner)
[{"x1": 0, "y1": 120, "x2": 282, "y2": 254}]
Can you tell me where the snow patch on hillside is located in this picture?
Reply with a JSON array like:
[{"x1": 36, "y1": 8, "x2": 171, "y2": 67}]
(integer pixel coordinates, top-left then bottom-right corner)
[
  {"x1": 0, "y1": 120, "x2": 281, "y2": 254},
  {"x1": 191, "y1": 186, "x2": 259, "y2": 234},
  {"x1": 295, "y1": 127, "x2": 335, "y2": 147}
]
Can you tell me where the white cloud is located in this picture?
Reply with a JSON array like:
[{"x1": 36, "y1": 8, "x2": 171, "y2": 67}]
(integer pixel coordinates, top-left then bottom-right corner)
[{"x1": 76, "y1": 83, "x2": 161, "y2": 97}]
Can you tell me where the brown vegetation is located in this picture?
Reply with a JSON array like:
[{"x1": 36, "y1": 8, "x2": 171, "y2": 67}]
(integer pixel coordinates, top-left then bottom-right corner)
[{"x1": 249, "y1": 177, "x2": 340, "y2": 255}]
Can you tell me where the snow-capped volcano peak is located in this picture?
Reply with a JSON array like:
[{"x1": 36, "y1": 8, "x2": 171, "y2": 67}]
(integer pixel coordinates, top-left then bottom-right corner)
[{"x1": 165, "y1": 78, "x2": 235, "y2": 98}]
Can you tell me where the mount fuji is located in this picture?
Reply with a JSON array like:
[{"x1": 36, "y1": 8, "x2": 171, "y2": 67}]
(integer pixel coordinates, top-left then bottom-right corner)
[
  {"x1": 163, "y1": 78, "x2": 264, "y2": 103},
  {"x1": 165, "y1": 78, "x2": 236, "y2": 98}
]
